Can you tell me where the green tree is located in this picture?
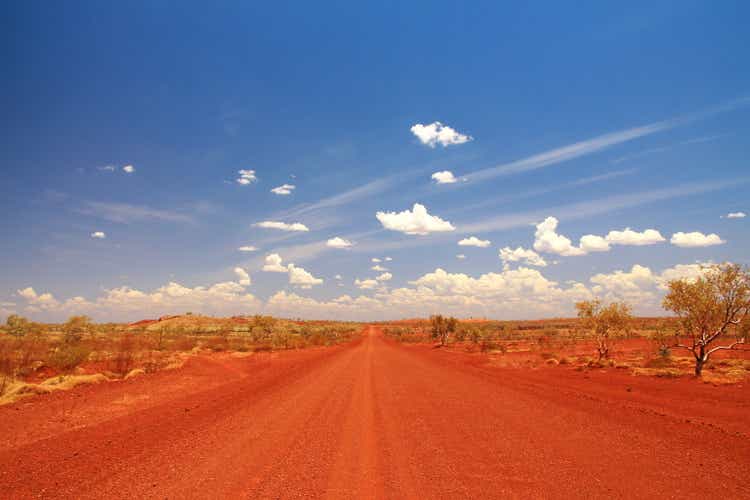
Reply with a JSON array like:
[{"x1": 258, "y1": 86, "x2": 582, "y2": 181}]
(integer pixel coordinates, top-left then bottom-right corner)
[
  {"x1": 430, "y1": 315, "x2": 458, "y2": 346},
  {"x1": 62, "y1": 315, "x2": 92, "y2": 344},
  {"x1": 575, "y1": 299, "x2": 632, "y2": 360},
  {"x1": 662, "y1": 263, "x2": 750, "y2": 376},
  {"x1": 5, "y1": 314, "x2": 30, "y2": 337}
]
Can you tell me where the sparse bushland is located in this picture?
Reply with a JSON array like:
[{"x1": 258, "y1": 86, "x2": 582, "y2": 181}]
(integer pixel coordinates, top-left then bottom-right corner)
[
  {"x1": 663, "y1": 263, "x2": 750, "y2": 377},
  {"x1": 0, "y1": 313, "x2": 361, "y2": 403}
]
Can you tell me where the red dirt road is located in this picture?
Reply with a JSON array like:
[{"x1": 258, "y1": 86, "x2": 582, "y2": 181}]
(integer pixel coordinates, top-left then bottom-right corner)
[{"x1": 1, "y1": 326, "x2": 748, "y2": 499}]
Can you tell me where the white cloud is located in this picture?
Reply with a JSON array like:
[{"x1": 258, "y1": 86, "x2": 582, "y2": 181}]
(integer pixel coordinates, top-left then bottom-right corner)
[
  {"x1": 463, "y1": 98, "x2": 750, "y2": 184},
  {"x1": 238, "y1": 245, "x2": 258, "y2": 252},
  {"x1": 326, "y1": 237, "x2": 353, "y2": 249},
  {"x1": 431, "y1": 170, "x2": 458, "y2": 184},
  {"x1": 253, "y1": 221, "x2": 309, "y2": 232},
  {"x1": 15, "y1": 281, "x2": 260, "y2": 320},
  {"x1": 122, "y1": 165, "x2": 135, "y2": 174},
  {"x1": 371, "y1": 264, "x2": 388, "y2": 272},
  {"x1": 287, "y1": 264, "x2": 323, "y2": 288},
  {"x1": 371, "y1": 258, "x2": 381, "y2": 263},
  {"x1": 533, "y1": 217, "x2": 587, "y2": 256},
  {"x1": 262, "y1": 253, "x2": 288, "y2": 273},
  {"x1": 271, "y1": 184, "x2": 295, "y2": 195},
  {"x1": 236, "y1": 169, "x2": 257, "y2": 185},
  {"x1": 355, "y1": 278, "x2": 380, "y2": 290},
  {"x1": 98, "y1": 165, "x2": 115, "y2": 172},
  {"x1": 534, "y1": 217, "x2": 666, "y2": 256},
  {"x1": 499, "y1": 246, "x2": 547, "y2": 268},
  {"x1": 234, "y1": 267, "x2": 251, "y2": 286},
  {"x1": 335, "y1": 274, "x2": 343, "y2": 280},
  {"x1": 458, "y1": 236, "x2": 491, "y2": 248},
  {"x1": 81, "y1": 202, "x2": 193, "y2": 224},
  {"x1": 670, "y1": 231, "x2": 725, "y2": 248},
  {"x1": 579, "y1": 234, "x2": 610, "y2": 253},
  {"x1": 17, "y1": 260, "x2": 723, "y2": 321},
  {"x1": 411, "y1": 122, "x2": 472, "y2": 148},
  {"x1": 384, "y1": 257, "x2": 393, "y2": 261},
  {"x1": 723, "y1": 212, "x2": 746, "y2": 219},
  {"x1": 262, "y1": 253, "x2": 322, "y2": 288},
  {"x1": 456, "y1": 254, "x2": 466, "y2": 260},
  {"x1": 91, "y1": 231, "x2": 106, "y2": 239},
  {"x1": 17, "y1": 287, "x2": 59, "y2": 310},
  {"x1": 376, "y1": 203, "x2": 455, "y2": 235},
  {"x1": 605, "y1": 228, "x2": 666, "y2": 246}
]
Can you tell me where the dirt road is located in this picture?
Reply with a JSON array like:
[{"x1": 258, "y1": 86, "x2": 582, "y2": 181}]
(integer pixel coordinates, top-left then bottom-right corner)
[{"x1": 1, "y1": 326, "x2": 748, "y2": 499}]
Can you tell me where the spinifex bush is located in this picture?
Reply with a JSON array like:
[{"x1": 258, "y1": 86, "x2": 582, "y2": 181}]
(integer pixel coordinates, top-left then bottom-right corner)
[{"x1": 49, "y1": 343, "x2": 91, "y2": 374}]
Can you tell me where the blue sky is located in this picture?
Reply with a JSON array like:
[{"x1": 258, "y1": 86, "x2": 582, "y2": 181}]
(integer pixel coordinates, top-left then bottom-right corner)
[{"x1": 1, "y1": 1, "x2": 748, "y2": 321}]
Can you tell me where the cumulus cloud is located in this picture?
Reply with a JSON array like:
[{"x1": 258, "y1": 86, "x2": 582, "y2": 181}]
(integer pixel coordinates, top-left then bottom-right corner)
[
  {"x1": 287, "y1": 264, "x2": 323, "y2": 288},
  {"x1": 371, "y1": 264, "x2": 388, "y2": 272},
  {"x1": 234, "y1": 267, "x2": 251, "y2": 286},
  {"x1": 238, "y1": 245, "x2": 258, "y2": 252},
  {"x1": 122, "y1": 165, "x2": 135, "y2": 173},
  {"x1": 236, "y1": 169, "x2": 257, "y2": 185},
  {"x1": 431, "y1": 171, "x2": 458, "y2": 184},
  {"x1": 376, "y1": 203, "x2": 455, "y2": 235},
  {"x1": 91, "y1": 231, "x2": 106, "y2": 239},
  {"x1": 371, "y1": 258, "x2": 381, "y2": 263},
  {"x1": 15, "y1": 281, "x2": 260, "y2": 320},
  {"x1": 271, "y1": 184, "x2": 295, "y2": 195},
  {"x1": 456, "y1": 254, "x2": 466, "y2": 260},
  {"x1": 533, "y1": 217, "x2": 587, "y2": 256},
  {"x1": 670, "y1": 231, "x2": 725, "y2": 248},
  {"x1": 18, "y1": 260, "x2": 720, "y2": 321},
  {"x1": 253, "y1": 221, "x2": 309, "y2": 232},
  {"x1": 327, "y1": 237, "x2": 353, "y2": 248},
  {"x1": 499, "y1": 246, "x2": 547, "y2": 268},
  {"x1": 589, "y1": 262, "x2": 712, "y2": 305},
  {"x1": 17, "y1": 287, "x2": 60, "y2": 310},
  {"x1": 723, "y1": 212, "x2": 746, "y2": 219},
  {"x1": 384, "y1": 257, "x2": 393, "y2": 261},
  {"x1": 355, "y1": 278, "x2": 380, "y2": 290},
  {"x1": 261, "y1": 253, "x2": 323, "y2": 288},
  {"x1": 458, "y1": 236, "x2": 491, "y2": 248},
  {"x1": 605, "y1": 228, "x2": 666, "y2": 246},
  {"x1": 534, "y1": 217, "x2": 666, "y2": 256},
  {"x1": 262, "y1": 253, "x2": 288, "y2": 273},
  {"x1": 410, "y1": 122, "x2": 472, "y2": 148}
]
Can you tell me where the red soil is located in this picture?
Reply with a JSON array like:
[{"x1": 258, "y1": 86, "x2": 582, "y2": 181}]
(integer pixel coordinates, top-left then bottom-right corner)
[{"x1": 1, "y1": 326, "x2": 748, "y2": 499}]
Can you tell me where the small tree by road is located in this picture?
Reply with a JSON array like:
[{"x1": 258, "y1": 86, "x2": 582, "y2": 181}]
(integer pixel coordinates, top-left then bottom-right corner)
[
  {"x1": 575, "y1": 299, "x2": 632, "y2": 360},
  {"x1": 62, "y1": 315, "x2": 92, "y2": 344},
  {"x1": 5, "y1": 315, "x2": 31, "y2": 337},
  {"x1": 662, "y1": 263, "x2": 749, "y2": 376},
  {"x1": 430, "y1": 315, "x2": 458, "y2": 346}
]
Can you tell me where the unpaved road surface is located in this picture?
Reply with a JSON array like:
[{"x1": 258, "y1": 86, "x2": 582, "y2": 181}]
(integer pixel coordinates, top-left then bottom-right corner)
[{"x1": 1, "y1": 326, "x2": 748, "y2": 498}]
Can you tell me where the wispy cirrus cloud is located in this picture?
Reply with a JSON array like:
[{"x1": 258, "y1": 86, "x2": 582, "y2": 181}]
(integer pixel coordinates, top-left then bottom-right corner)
[
  {"x1": 80, "y1": 201, "x2": 194, "y2": 224},
  {"x1": 461, "y1": 98, "x2": 748, "y2": 184}
]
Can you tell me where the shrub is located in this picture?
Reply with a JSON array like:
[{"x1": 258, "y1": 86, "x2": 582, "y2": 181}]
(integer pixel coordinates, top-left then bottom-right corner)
[{"x1": 49, "y1": 344, "x2": 91, "y2": 373}]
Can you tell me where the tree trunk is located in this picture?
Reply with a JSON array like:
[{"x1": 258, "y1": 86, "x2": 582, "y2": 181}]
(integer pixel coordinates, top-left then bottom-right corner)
[
  {"x1": 695, "y1": 357, "x2": 704, "y2": 377},
  {"x1": 695, "y1": 345, "x2": 706, "y2": 377}
]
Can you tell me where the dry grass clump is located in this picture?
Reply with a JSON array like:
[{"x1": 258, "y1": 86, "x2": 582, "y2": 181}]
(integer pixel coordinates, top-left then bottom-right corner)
[
  {"x1": 0, "y1": 374, "x2": 109, "y2": 405},
  {"x1": 632, "y1": 367, "x2": 683, "y2": 378}
]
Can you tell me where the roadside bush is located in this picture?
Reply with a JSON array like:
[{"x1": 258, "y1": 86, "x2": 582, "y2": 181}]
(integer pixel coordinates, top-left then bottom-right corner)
[
  {"x1": 49, "y1": 343, "x2": 91, "y2": 373},
  {"x1": 110, "y1": 333, "x2": 136, "y2": 376}
]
